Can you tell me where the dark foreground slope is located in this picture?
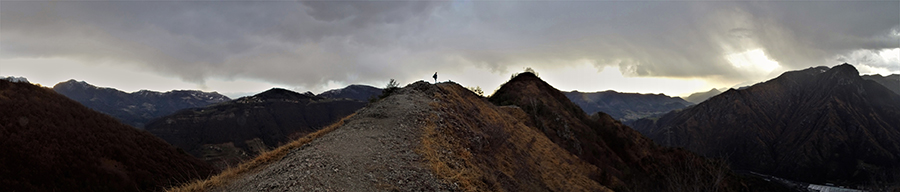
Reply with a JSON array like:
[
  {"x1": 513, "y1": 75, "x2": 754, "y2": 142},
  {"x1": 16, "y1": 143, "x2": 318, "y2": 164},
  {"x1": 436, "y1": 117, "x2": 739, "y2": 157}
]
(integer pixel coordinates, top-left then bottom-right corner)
[
  {"x1": 53, "y1": 80, "x2": 230, "y2": 128},
  {"x1": 564, "y1": 90, "x2": 692, "y2": 121},
  {"x1": 145, "y1": 88, "x2": 366, "y2": 170},
  {"x1": 0, "y1": 80, "x2": 215, "y2": 192},
  {"x1": 632, "y1": 64, "x2": 900, "y2": 187},
  {"x1": 490, "y1": 72, "x2": 785, "y2": 191}
]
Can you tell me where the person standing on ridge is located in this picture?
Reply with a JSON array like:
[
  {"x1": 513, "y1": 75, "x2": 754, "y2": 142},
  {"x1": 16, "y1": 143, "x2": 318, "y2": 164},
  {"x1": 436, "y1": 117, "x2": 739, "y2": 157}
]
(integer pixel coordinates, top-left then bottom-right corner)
[{"x1": 433, "y1": 72, "x2": 438, "y2": 84}]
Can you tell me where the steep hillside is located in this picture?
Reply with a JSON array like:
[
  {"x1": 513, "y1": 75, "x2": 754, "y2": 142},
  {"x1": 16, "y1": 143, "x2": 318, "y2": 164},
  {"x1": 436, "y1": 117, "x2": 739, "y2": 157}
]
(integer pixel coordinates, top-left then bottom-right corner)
[
  {"x1": 632, "y1": 64, "x2": 900, "y2": 187},
  {"x1": 173, "y1": 81, "x2": 622, "y2": 192},
  {"x1": 489, "y1": 72, "x2": 782, "y2": 191},
  {"x1": 318, "y1": 84, "x2": 382, "y2": 101},
  {"x1": 53, "y1": 79, "x2": 230, "y2": 128},
  {"x1": 685, "y1": 88, "x2": 723, "y2": 104},
  {"x1": 862, "y1": 74, "x2": 900, "y2": 95},
  {"x1": 0, "y1": 80, "x2": 215, "y2": 192},
  {"x1": 563, "y1": 90, "x2": 691, "y2": 121},
  {"x1": 145, "y1": 88, "x2": 366, "y2": 170}
]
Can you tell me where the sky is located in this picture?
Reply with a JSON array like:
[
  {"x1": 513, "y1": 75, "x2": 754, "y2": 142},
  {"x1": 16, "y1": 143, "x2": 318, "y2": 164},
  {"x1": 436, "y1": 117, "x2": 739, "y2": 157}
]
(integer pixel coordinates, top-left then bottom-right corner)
[{"x1": 1, "y1": 1, "x2": 898, "y2": 98}]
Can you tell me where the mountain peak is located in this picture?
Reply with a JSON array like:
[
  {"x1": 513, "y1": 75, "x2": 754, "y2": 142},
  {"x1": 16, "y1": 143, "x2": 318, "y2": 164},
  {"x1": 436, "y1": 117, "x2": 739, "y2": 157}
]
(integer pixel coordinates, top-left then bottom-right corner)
[
  {"x1": 632, "y1": 63, "x2": 900, "y2": 185},
  {"x1": 254, "y1": 88, "x2": 320, "y2": 101},
  {"x1": 826, "y1": 63, "x2": 860, "y2": 78},
  {"x1": 54, "y1": 79, "x2": 96, "y2": 90},
  {"x1": 1, "y1": 76, "x2": 29, "y2": 83},
  {"x1": 52, "y1": 80, "x2": 231, "y2": 128},
  {"x1": 490, "y1": 72, "x2": 763, "y2": 191},
  {"x1": 511, "y1": 71, "x2": 540, "y2": 81},
  {"x1": 317, "y1": 84, "x2": 382, "y2": 101}
]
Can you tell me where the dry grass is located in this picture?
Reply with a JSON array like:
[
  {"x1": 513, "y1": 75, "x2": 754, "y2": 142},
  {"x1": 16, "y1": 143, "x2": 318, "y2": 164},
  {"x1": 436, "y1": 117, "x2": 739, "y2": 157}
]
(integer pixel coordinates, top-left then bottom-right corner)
[
  {"x1": 166, "y1": 113, "x2": 356, "y2": 192},
  {"x1": 416, "y1": 83, "x2": 610, "y2": 192}
]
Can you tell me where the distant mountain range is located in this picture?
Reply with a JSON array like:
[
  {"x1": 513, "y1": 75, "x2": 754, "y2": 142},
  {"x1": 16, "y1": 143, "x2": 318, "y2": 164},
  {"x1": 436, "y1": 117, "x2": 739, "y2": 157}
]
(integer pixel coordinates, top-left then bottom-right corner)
[
  {"x1": 317, "y1": 84, "x2": 382, "y2": 101},
  {"x1": 631, "y1": 64, "x2": 900, "y2": 187},
  {"x1": 862, "y1": 74, "x2": 900, "y2": 95},
  {"x1": 684, "y1": 88, "x2": 723, "y2": 104},
  {"x1": 0, "y1": 79, "x2": 214, "y2": 191},
  {"x1": 53, "y1": 79, "x2": 230, "y2": 128},
  {"x1": 563, "y1": 90, "x2": 692, "y2": 121},
  {"x1": 145, "y1": 87, "x2": 367, "y2": 170}
]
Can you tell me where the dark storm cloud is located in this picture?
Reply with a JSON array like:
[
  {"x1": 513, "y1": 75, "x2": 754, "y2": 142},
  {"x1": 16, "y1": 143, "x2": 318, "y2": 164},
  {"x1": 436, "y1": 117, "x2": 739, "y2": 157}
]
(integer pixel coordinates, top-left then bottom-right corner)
[{"x1": 1, "y1": 1, "x2": 897, "y2": 89}]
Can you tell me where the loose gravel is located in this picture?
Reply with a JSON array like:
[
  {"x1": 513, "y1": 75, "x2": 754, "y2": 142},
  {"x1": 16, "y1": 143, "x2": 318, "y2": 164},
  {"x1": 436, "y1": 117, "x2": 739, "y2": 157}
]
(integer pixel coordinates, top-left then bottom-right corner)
[{"x1": 214, "y1": 82, "x2": 455, "y2": 192}]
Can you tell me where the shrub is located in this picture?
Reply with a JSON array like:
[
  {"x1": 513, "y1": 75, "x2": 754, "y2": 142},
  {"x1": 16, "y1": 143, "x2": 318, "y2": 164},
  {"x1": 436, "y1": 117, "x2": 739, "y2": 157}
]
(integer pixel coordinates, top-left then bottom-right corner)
[
  {"x1": 378, "y1": 79, "x2": 400, "y2": 100},
  {"x1": 466, "y1": 86, "x2": 484, "y2": 97}
]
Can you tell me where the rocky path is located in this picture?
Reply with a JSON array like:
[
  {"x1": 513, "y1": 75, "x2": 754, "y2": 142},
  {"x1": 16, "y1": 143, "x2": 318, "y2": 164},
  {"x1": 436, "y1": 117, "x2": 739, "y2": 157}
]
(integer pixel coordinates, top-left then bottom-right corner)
[{"x1": 215, "y1": 82, "x2": 454, "y2": 191}]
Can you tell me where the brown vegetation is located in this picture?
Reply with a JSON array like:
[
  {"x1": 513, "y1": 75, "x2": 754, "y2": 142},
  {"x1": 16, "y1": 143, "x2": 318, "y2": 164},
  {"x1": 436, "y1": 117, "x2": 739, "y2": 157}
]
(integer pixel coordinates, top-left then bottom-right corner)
[
  {"x1": 0, "y1": 80, "x2": 215, "y2": 192},
  {"x1": 488, "y1": 72, "x2": 785, "y2": 191},
  {"x1": 417, "y1": 83, "x2": 611, "y2": 191},
  {"x1": 166, "y1": 113, "x2": 355, "y2": 192}
]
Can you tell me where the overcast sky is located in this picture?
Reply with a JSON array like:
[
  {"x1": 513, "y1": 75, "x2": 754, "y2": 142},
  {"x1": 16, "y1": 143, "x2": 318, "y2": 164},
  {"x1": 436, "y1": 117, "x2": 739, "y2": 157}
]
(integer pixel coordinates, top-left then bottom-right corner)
[{"x1": 1, "y1": 1, "x2": 898, "y2": 98}]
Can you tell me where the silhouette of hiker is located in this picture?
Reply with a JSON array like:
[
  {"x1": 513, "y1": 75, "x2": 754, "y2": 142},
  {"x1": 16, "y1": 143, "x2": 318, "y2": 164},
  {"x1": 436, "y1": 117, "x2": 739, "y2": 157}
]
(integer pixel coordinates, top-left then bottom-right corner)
[{"x1": 433, "y1": 72, "x2": 438, "y2": 83}]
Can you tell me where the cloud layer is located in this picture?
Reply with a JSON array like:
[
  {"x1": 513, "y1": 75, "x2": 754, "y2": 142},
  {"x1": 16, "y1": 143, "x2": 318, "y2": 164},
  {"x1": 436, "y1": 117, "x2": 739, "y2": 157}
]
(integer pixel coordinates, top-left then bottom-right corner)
[{"x1": 2, "y1": 1, "x2": 897, "y2": 92}]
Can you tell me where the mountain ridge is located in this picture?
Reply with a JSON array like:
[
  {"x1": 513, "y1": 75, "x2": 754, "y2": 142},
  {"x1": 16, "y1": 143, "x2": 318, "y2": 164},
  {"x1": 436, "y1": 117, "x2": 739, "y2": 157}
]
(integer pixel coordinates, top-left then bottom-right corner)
[
  {"x1": 317, "y1": 84, "x2": 382, "y2": 101},
  {"x1": 563, "y1": 90, "x2": 692, "y2": 121},
  {"x1": 171, "y1": 76, "x2": 789, "y2": 191},
  {"x1": 0, "y1": 79, "x2": 215, "y2": 191},
  {"x1": 146, "y1": 87, "x2": 367, "y2": 170},
  {"x1": 684, "y1": 88, "x2": 723, "y2": 104},
  {"x1": 862, "y1": 74, "x2": 900, "y2": 95},
  {"x1": 632, "y1": 64, "x2": 900, "y2": 187},
  {"x1": 53, "y1": 79, "x2": 230, "y2": 128},
  {"x1": 489, "y1": 72, "x2": 784, "y2": 191}
]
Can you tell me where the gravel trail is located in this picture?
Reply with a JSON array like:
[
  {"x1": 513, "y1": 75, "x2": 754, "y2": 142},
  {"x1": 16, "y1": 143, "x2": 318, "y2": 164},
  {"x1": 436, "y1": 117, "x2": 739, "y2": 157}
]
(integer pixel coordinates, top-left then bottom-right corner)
[{"x1": 215, "y1": 82, "x2": 454, "y2": 191}]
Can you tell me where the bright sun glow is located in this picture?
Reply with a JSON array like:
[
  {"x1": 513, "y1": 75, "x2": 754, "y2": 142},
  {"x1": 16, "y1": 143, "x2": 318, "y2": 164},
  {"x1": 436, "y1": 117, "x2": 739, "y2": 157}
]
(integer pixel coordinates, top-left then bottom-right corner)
[{"x1": 725, "y1": 49, "x2": 781, "y2": 76}]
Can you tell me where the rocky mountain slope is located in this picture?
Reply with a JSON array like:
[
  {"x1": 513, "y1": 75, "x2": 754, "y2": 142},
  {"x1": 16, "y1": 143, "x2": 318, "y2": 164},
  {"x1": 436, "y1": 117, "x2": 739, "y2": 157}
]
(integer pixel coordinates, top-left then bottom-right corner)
[
  {"x1": 53, "y1": 79, "x2": 230, "y2": 128},
  {"x1": 862, "y1": 74, "x2": 900, "y2": 95},
  {"x1": 631, "y1": 64, "x2": 900, "y2": 187},
  {"x1": 490, "y1": 72, "x2": 786, "y2": 191},
  {"x1": 684, "y1": 88, "x2": 723, "y2": 104},
  {"x1": 145, "y1": 88, "x2": 367, "y2": 170},
  {"x1": 0, "y1": 80, "x2": 215, "y2": 192},
  {"x1": 174, "y1": 77, "x2": 786, "y2": 192},
  {"x1": 563, "y1": 90, "x2": 692, "y2": 121},
  {"x1": 318, "y1": 84, "x2": 382, "y2": 101},
  {"x1": 177, "y1": 81, "x2": 614, "y2": 192}
]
